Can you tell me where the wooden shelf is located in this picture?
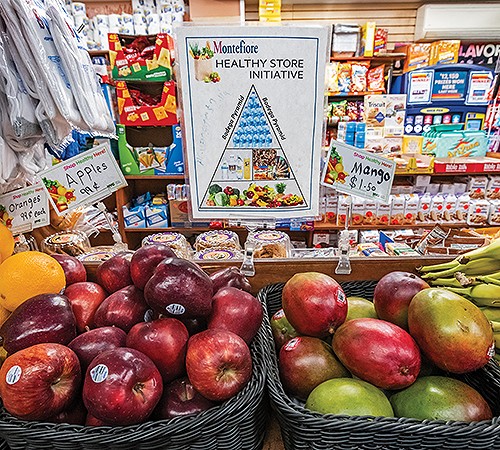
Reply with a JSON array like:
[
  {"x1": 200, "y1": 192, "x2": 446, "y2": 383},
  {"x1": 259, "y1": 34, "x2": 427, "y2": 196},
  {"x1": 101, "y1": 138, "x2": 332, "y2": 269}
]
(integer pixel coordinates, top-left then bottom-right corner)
[
  {"x1": 125, "y1": 175, "x2": 185, "y2": 180},
  {"x1": 330, "y1": 53, "x2": 406, "y2": 62},
  {"x1": 313, "y1": 223, "x2": 484, "y2": 231},
  {"x1": 124, "y1": 227, "x2": 217, "y2": 233},
  {"x1": 326, "y1": 91, "x2": 384, "y2": 98},
  {"x1": 88, "y1": 50, "x2": 109, "y2": 57}
]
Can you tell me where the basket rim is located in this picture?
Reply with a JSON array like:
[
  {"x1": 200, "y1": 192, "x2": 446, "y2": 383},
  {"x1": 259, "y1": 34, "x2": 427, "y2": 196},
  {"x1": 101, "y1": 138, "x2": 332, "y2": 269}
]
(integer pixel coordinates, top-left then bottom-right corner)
[
  {"x1": 260, "y1": 281, "x2": 500, "y2": 432},
  {"x1": 0, "y1": 317, "x2": 268, "y2": 443}
]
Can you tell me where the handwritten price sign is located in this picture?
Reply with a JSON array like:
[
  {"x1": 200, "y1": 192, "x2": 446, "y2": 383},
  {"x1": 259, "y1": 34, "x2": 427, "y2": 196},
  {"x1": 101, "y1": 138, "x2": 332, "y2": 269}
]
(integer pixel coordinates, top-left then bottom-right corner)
[
  {"x1": 0, "y1": 185, "x2": 50, "y2": 234},
  {"x1": 321, "y1": 140, "x2": 396, "y2": 204},
  {"x1": 38, "y1": 143, "x2": 127, "y2": 216}
]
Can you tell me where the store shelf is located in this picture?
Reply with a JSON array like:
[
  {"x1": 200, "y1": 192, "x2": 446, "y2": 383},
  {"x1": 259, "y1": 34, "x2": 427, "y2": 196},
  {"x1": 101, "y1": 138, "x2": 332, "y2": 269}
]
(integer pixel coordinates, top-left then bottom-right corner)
[
  {"x1": 124, "y1": 175, "x2": 185, "y2": 180},
  {"x1": 88, "y1": 50, "x2": 109, "y2": 57},
  {"x1": 326, "y1": 91, "x2": 384, "y2": 98},
  {"x1": 313, "y1": 223, "x2": 487, "y2": 231},
  {"x1": 330, "y1": 53, "x2": 406, "y2": 62},
  {"x1": 124, "y1": 227, "x2": 220, "y2": 233}
]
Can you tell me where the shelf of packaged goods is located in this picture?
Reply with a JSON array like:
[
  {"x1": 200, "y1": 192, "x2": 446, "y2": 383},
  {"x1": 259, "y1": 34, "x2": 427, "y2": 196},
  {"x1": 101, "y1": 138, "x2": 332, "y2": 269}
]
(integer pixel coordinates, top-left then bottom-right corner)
[
  {"x1": 124, "y1": 227, "x2": 215, "y2": 233},
  {"x1": 312, "y1": 223, "x2": 487, "y2": 231},
  {"x1": 326, "y1": 91, "x2": 384, "y2": 98},
  {"x1": 124, "y1": 175, "x2": 185, "y2": 181},
  {"x1": 330, "y1": 53, "x2": 407, "y2": 62}
]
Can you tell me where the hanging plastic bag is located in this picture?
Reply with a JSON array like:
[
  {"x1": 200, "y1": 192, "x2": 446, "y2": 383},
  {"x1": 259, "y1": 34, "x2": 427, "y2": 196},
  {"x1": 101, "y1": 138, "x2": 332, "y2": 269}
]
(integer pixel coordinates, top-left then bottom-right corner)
[{"x1": 46, "y1": 0, "x2": 115, "y2": 136}]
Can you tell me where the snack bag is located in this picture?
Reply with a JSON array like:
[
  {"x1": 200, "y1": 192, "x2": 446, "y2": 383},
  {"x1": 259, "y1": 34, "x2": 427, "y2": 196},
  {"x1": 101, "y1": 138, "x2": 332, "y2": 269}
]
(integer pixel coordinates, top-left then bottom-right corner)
[
  {"x1": 350, "y1": 62, "x2": 369, "y2": 93},
  {"x1": 346, "y1": 101, "x2": 359, "y2": 121},
  {"x1": 367, "y1": 65, "x2": 385, "y2": 93},
  {"x1": 338, "y1": 62, "x2": 351, "y2": 94},
  {"x1": 374, "y1": 28, "x2": 388, "y2": 55},
  {"x1": 329, "y1": 100, "x2": 347, "y2": 123},
  {"x1": 326, "y1": 62, "x2": 340, "y2": 94}
]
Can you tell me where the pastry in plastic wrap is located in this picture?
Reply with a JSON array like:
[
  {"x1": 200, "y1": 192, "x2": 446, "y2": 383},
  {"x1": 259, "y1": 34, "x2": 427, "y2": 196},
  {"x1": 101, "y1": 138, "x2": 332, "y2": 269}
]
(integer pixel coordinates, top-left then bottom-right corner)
[
  {"x1": 194, "y1": 248, "x2": 243, "y2": 261},
  {"x1": 195, "y1": 230, "x2": 241, "y2": 252},
  {"x1": 77, "y1": 247, "x2": 134, "y2": 263},
  {"x1": 248, "y1": 230, "x2": 291, "y2": 259},
  {"x1": 142, "y1": 232, "x2": 192, "y2": 259},
  {"x1": 41, "y1": 231, "x2": 91, "y2": 257}
]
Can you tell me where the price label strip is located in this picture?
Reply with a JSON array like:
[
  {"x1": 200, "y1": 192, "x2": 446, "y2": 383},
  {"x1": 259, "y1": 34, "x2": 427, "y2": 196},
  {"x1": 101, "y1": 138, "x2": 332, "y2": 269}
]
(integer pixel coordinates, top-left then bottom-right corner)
[
  {"x1": 0, "y1": 185, "x2": 50, "y2": 234},
  {"x1": 321, "y1": 140, "x2": 396, "y2": 204},
  {"x1": 38, "y1": 143, "x2": 127, "y2": 216}
]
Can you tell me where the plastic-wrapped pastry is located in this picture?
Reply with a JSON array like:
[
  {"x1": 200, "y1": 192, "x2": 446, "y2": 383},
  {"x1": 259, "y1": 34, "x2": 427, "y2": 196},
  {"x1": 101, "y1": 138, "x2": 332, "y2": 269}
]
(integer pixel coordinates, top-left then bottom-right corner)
[
  {"x1": 77, "y1": 247, "x2": 134, "y2": 263},
  {"x1": 247, "y1": 230, "x2": 291, "y2": 258},
  {"x1": 195, "y1": 230, "x2": 241, "y2": 252},
  {"x1": 41, "y1": 231, "x2": 91, "y2": 256},
  {"x1": 142, "y1": 232, "x2": 192, "y2": 259},
  {"x1": 194, "y1": 248, "x2": 243, "y2": 260}
]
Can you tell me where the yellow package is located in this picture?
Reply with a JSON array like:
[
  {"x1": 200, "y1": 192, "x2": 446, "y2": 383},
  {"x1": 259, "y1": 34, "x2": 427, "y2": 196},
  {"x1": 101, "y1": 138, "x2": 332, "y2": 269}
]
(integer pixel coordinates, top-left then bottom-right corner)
[
  {"x1": 402, "y1": 135, "x2": 423, "y2": 154},
  {"x1": 402, "y1": 43, "x2": 431, "y2": 73},
  {"x1": 429, "y1": 40, "x2": 460, "y2": 66},
  {"x1": 361, "y1": 22, "x2": 376, "y2": 57}
]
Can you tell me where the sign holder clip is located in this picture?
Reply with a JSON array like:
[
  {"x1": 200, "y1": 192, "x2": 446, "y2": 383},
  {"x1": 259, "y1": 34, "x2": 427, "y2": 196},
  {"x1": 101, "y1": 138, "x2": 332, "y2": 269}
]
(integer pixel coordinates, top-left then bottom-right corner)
[{"x1": 335, "y1": 201, "x2": 352, "y2": 275}]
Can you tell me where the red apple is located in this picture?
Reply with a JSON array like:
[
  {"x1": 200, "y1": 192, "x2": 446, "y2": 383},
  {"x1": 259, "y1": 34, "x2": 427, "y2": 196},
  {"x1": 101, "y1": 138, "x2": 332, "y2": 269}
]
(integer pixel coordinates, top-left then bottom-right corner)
[
  {"x1": 207, "y1": 287, "x2": 263, "y2": 344},
  {"x1": 68, "y1": 327, "x2": 127, "y2": 372},
  {"x1": 186, "y1": 329, "x2": 252, "y2": 401},
  {"x1": 144, "y1": 258, "x2": 214, "y2": 318},
  {"x1": 154, "y1": 377, "x2": 215, "y2": 419},
  {"x1": 46, "y1": 399, "x2": 87, "y2": 425},
  {"x1": 130, "y1": 244, "x2": 176, "y2": 290},
  {"x1": 127, "y1": 318, "x2": 189, "y2": 383},
  {"x1": 96, "y1": 253, "x2": 132, "y2": 294},
  {"x1": 93, "y1": 285, "x2": 149, "y2": 333},
  {"x1": 0, "y1": 343, "x2": 81, "y2": 420},
  {"x1": 373, "y1": 271, "x2": 430, "y2": 330},
  {"x1": 209, "y1": 267, "x2": 252, "y2": 293},
  {"x1": 83, "y1": 347, "x2": 163, "y2": 426},
  {"x1": 64, "y1": 282, "x2": 107, "y2": 333},
  {"x1": 52, "y1": 254, "x2": 87, "y2": 286},
  {"x1": 282, "y1": 272, "x2": 347, "y2": 338},
  {"x1": 179, "y1": 317, "x2": 207, "y2": 336}
]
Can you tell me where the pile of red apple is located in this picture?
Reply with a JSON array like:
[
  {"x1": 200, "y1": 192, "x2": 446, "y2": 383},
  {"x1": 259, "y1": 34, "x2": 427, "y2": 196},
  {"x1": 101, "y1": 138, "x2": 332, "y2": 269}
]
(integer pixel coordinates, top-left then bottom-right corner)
[{"x1": 0, "y1": 244, "x2": 263, "y2": 427}]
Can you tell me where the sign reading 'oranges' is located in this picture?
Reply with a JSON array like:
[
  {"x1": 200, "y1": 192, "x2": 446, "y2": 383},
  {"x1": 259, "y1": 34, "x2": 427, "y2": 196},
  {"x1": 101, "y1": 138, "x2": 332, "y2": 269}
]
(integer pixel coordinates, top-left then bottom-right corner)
[
  {"x1": 38, "y1": 143, "x2": 127, "y2": 216},
  {"x1": 0, "y1": 185, "x2": 50, "y2": 234}
]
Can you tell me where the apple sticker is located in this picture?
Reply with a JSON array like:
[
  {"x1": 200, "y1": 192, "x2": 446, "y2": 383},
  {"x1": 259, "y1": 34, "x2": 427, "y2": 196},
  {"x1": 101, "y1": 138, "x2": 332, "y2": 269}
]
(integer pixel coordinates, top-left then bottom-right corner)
[
  {"x1": 90, "y1": 364, "x2": 109, "y2": 383},
  {"x1": 166, "y1": 304, "x2": 186, "y2": 315},
  {"x1": 283, "y1": 337, "x2": 301, "y2": 351},
  {"x1": 5, "y1": 365, "x2": 21, "y2": 385}
]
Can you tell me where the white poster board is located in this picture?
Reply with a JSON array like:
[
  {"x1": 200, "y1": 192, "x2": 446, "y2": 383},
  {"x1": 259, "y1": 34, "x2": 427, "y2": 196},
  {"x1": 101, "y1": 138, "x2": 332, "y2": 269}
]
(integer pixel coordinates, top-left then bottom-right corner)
[{"x1": 175, "y1": 25, "x2": 328, "y2": 219}]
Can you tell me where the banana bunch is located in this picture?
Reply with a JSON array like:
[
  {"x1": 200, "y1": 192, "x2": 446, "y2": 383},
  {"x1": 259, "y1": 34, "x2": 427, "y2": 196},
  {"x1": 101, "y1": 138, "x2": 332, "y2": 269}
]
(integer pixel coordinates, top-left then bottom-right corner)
[{"x1": 420, "y1": 240, "x2": 500, "y2": 362}]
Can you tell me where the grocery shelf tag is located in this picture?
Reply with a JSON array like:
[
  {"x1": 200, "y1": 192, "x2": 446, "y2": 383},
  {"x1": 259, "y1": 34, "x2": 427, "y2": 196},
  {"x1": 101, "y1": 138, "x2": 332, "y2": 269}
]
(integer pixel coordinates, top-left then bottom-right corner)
[
  {"x1": 321, "y1": 140, "x2": 395, "y2": 204},
  {"x1": 37, "y1": 143, "x2": 127, "y2": 216},
  {"x1": 0, "y1": 185, "x2": 50, "y2": 235}
]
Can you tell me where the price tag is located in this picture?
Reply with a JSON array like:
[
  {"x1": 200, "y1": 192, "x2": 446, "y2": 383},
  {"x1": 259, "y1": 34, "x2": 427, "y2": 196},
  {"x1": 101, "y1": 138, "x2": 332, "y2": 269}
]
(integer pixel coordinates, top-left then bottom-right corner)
[
  {"x1": 0, "y1": 185, "x2": 50, "y2": 234},
  {"x1": 38, "y1": 143, "x2": 127, "y2": 216},
  {"x1": 321, "y1": 141, "x2": 396, "y2": 204}
]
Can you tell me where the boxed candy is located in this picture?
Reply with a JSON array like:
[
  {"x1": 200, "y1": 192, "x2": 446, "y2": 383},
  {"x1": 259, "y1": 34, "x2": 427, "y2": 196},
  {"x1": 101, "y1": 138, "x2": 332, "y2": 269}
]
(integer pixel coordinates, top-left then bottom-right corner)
[
  {"x1": 109, "y1": 33, "x2": 174, "y2": 81},
  {"x1": 116, "y1": 80, "x2": 177, "y2": 126}
]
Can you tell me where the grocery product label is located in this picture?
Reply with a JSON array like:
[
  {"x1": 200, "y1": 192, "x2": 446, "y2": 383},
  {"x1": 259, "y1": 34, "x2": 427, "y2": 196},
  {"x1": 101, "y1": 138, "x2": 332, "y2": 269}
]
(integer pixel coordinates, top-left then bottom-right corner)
[
  {"x1": 166, "y1": 304, "x2": 186, "y2": 315},
  {"x1": 337, "y1": 290, "x2": 346, "y2": 305},
  {"x1": 283, "y1": 337, "x2": 301, "y2": 351},
  {"x1": 5, "y1": 366, "x2": 22, "y2": 385},
  {"x1": 90, "y1": 364, "x2": 109, "y2": 383},
  {"x1": 0, "y1": 185, "x2": 50, "y2": 235},
  {"x1": 37, "y1": 143, "x2": 127, "y2": 216},
  {"x1": 176, "y1": 26, "x2": 328, "y2": 219},
  {"x1": 322, "y1": 141, "x2": 395, "y2": 204},
  {"x1": 273, "y1": 309, "x2": 285, "y2": 319},
  {"x1": 144, "y1": 309, "x2": 154, "y2": 322}
]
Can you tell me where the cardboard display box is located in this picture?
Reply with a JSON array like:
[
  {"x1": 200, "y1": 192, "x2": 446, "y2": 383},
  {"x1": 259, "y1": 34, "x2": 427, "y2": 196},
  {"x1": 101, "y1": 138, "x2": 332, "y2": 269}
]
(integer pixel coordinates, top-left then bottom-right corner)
[
  {"x1": 109, "y1": 33, "x2": 174, "y2": 82},
  {"x1": 116, "y1": 80, "x2": 177, "y2": 126},
  {"x1": 117, "y1": 124, "x2": 184, "y2": 175}
]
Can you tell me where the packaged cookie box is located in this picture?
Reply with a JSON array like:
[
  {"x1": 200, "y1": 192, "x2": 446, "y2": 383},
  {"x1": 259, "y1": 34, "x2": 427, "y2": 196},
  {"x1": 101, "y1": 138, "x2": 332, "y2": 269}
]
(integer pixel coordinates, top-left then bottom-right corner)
[
  {"x1": 337, "y1": 195, "x2": 351, "y2": 227},
  {"x1": 442, "y1": 194, "x2": 458, "y2": 223},
  {"x1": 376, "y1": 201, "x2": 391, "y2": 226},
  {"x1": 389, "y1": 195, "x2": 406, "y2": 226},
  {"x1": 488, "y1": 200, "x2": 500, "y2": 226},
  {"x1": 455, "y1": 194, "x2": 470, "y2": 224},
  {"x1": 417, "y1": 193, "x2": 432, "y2": 223},
  {"x1": 468, "y1": 176, "x2": 488, "y2": 200},
  {"x1": 351, "y1": 196, "x2": 365, "y2": 226},
  {"x1": 467, "y1": 199, "x2": 490, "y2": 226},
  {"x1": 429, "y1": 194, "x2": 445, "y2": 222},
  {"x1": 486, "y1": 176, "x2": 500, "y2": 200},
  {"x1": 403, "y1": 194, "x2": 419, "y2": 225}
]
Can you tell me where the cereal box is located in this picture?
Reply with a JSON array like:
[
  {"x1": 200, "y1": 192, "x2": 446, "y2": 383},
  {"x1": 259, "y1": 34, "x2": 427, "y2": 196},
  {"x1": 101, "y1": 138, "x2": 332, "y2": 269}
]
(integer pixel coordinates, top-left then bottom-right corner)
[
  {"x1": 373, "y1": 28, "x2": 388, "y2": 55},
  {"x1": 361, "y1": 22, "x2": 376, "y2": 57},
  {"x1": 364, "y1": 95, "x2": 386, "y2": 128}
]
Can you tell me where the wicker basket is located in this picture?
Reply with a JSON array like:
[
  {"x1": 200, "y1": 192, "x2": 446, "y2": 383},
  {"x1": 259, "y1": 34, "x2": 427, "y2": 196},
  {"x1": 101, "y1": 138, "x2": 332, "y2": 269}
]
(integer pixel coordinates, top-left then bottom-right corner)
[
  {"x1": 0, "y1": 322, "x2": 269, "y2": 450},
  {"x1": 260, "y1": 281, "x2": 500, "y2": 450}
]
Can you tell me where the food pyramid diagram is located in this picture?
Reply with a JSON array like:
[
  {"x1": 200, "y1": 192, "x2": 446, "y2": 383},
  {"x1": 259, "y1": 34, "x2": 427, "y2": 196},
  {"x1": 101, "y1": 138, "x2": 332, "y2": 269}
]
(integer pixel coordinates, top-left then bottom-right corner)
[{"x1": 202, "y1": 86, "x2": 307, "y2": 209}]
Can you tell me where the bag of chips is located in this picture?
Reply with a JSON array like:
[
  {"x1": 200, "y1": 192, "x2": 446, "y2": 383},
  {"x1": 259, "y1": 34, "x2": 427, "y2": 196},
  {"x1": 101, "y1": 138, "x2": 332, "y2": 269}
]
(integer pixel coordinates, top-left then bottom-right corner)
[
  {"x1": 338, "y1": 62, "x2": 351, "y2": 94},
  {"x1": 350, "y1": 62, "x2": 369, "y2": 93},
  {"x1": 367, "y1": 65, "x2": 386, "y2": 93}
]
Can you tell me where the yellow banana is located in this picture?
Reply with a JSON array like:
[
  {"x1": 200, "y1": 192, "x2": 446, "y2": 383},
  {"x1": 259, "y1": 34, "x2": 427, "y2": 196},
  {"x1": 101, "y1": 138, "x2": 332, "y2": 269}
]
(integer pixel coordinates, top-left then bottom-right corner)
[
  {"x1": 422, "y1": 258, "x2": 500, "y2": 280},
  {"x1": 480, "y1": 307, "x2": 500, "y2": 321},
  {"x1": 491, "y1": 321, "x2": 500, "y2": 333},
  {"x1": 457, "y1": 239, "x2": 500, "y2": 264},
  {"x1": 419, "y1": 259, "x2": 461, "y2": 273},
  {"x1": 469, "y1": 283, "x2": 500, "y2": 307},
  {"x1": 429, "y1": 277, "x2": 468, "y2": 288},
  {"x1": 494, "y1": 332, "x2": 500, "y2": 350}
]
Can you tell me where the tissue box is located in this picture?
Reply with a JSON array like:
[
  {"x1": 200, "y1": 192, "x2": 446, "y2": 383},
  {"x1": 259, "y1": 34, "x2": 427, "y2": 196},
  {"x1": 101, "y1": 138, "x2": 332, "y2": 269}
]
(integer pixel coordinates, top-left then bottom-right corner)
[
  {"x1": 116, "y1": 80, "x2": 177, "y2": 126},
  {"x1": 109, "y1": 33, "x2": 174, "y2": 81},
  {"x1": 118, "y1": 124, "x2": 184, "y2": 175}
]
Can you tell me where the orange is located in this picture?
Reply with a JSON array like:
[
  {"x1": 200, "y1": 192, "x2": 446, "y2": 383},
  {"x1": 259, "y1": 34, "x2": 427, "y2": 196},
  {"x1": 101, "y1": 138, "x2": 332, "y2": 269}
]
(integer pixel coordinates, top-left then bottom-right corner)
[
  {"x1": 0, "y1": 223, "x2": 14, "y2": 264},
  {"x1": 0, "y1": 251, "x2": 66, "y2": 311},
  {"x1": 0, "y1": 304, "x2": 10, "y2": 328}
]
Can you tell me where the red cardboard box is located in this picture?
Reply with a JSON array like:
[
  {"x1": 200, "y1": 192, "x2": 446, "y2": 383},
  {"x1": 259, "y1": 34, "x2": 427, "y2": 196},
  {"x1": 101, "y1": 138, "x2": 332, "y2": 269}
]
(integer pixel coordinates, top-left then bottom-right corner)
[
  {"x1": 109, "y1": 33, "x2": 174, "y2": 82},
  {"x1": 116, "y1": 80, "x2": 177, "y2": 126}
]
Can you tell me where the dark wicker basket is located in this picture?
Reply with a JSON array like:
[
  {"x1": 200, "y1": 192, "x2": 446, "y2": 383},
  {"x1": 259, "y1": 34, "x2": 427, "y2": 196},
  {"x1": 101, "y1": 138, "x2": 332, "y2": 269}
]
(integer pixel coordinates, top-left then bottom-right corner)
[
  {"x1": 260, "y1": 281, "x2": 500, "y2": 450},
  {"x1": 0, "y1": 321, "x2": 269, "y2": 450}
]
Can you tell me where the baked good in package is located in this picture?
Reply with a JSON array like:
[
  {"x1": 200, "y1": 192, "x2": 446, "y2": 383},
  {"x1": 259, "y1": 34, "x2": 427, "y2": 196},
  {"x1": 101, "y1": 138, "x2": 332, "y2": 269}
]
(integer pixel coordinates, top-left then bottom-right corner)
[
  {"x1": 194, "y1": 248, "x2": 243, "y2": 260},
  {"x1": 142, "y1": 232, "x2": 192, "y2": 259},
  {"x1": 194, "y1": 230, "x2": 241, "y2": 252},
  {"x1": 248, "y1": 230, "x2": 291, "y2": 258},
  {"x1": 41, "y1": 231, "x2": 91, "y2": 256},
  {"x1": 78, "y1": 247, "x2": 134, "y2": 263}
]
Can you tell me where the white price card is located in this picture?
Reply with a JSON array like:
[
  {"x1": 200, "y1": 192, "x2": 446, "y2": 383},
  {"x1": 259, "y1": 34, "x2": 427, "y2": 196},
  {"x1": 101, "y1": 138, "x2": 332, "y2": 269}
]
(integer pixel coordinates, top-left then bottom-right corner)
[
  {"x1": 0, "y1": 185, "x2": 50, "y2": 234},
  {"x1": 175, "y1": 25, "x2": 328, "y2": 219},
  {"x1": 321, "y1": 140, "x2": 396, "y2": 204},
  {"x1": 38, "y1": 143, "x2": 127, "y2": 216}
]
